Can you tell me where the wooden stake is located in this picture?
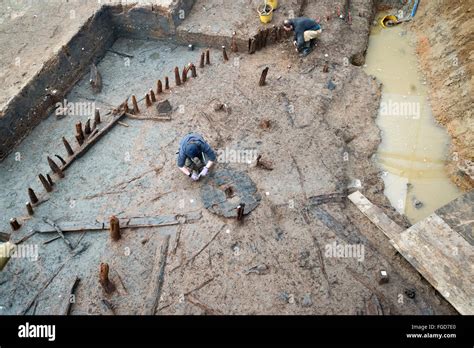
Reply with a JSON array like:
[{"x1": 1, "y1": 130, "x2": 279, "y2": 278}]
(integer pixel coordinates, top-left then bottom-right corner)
[
  {"x1": 231, "y1": 31, "x2": 238, "y2": 52},
  {"x1": 259, "y1": 67, "x2": 269, "y2": 86},
  {"x1": 174, "y1": 67, "x2": 181, "y2": 86},
  {"x1": 206, "y1": 49, "x2": 210, "y2": 65},
  {"x1": 165, "y1": 77, "x2": 170, "y2": 90},
  {"x1": 75, "y1": 134, "x2": 84, "y2": 146},
  {"x1": 94, "y1": 108, "x2": 101, "y2": 124},
  {"x1": 249, "y1": 38, "x2": 256, "y2": 54},
  {"x1": 75, "y1": 122, "x2": 85, "y2": 145},
  {"x1": 10, "y1": 218, "x2": 21, "y2": 231},
  {"x1": 255, "y1": 30, "x2": 263, "y2": 50},
  {"x1": 222, "y1": 46, "x2": 229, "y2": 61},
  {"x1": 263, "y1": 28, "x2": 269, "y2": 47},
  {"x1": 55, "y1": 155, "x2": 66, "y2": 166},
  {"x1": 109, "y1": 216, "x2": 120, "y2": 241},
  {"x1": 46, "y1": 174, "x2": 54, "y2": 187},
  {"x1": 150, "y1": 89, "x2": 156, "y2": 102},
  {"x1": 62, "y1": 137, "x2": 74, "y2": 156},
  {"x1": 277, "y1": 26, "x2": 282, "y2": 41},
  {"x1": 39, "y1": 174, "x2": 53, "y2": 192},
  {"x1": 47, "y1": 156, "x2": 64, "y2": 178},
  {"x1": 123, "y1": 99, "x2": 129, "y2": 114},
  {"x1": 26, "y1": 202, "x2": 34, "y2": 216},
  {"x1": 200, "y1": 52, "x2": 205, "y2": 68},
  {"x1": 132, "y1": 95, "x2": 139, "y2": 114},
  {"x1": 28, "y1": 188, "x2": 39, "y2": 204},
  {"x1": 190, "y1": 63, "x2": 197, "y2": 78},
  {"x1": 145, "y1": 93, "x2": 152, "y2": 107},
  {"x1": 182, "y1": 66, "x2": 189, "y2": 83},
  {"x1": 84, "y1": 119, "x2": 92, "y2": 136},
  {"x1": 99, "y1": 263, "x2": 116, "y2": 294},
  {"x1": 237, "y1": 203, "x2": 246, "y2": 222},
  {"x1": 269, "y1": 25, "x2": 277, "y2": 44},
  {"x1": 157, "y1": 80, "x2": 163, "y2": 94}
]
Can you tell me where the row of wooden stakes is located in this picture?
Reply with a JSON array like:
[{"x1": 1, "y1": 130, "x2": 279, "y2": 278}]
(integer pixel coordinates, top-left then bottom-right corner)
[
  {"x1": 124, "y1": 49, "x2": 217, "y2": 115},
  {"x1": 249, "y1": 24, "x2": 289, "y2": 54},
  {"x1": 9, "y1": 110, "x2": 104, "y2": 233},
  {"x1": 9, "y1": 49, "x2": 220, "y2": 233}
]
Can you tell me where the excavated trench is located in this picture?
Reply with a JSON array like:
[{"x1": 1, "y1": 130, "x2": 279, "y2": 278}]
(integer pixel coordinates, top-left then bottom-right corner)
[{"x1": 0, "y1": 0, "x2": 461, "y2": 315}]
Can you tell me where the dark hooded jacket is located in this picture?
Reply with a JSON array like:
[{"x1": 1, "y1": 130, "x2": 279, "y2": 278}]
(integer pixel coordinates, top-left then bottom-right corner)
[
  {"x1": 287, "y1": 17, "x2": 321, "y2": 50},
  {"x1": 177, "y1": 133, "x2": 216, "y2": 167}
]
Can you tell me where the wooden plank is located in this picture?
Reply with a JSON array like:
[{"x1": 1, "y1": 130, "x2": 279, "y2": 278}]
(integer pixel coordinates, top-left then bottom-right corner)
[
  {"x1": 348, "y1": 191, "x2": 404, "y2": 243},
  {"x1": 397, "y1": 214, "x2": 474, "y2": 315},
  {"x1": 62, "y1": 276, "x2": 80, "y2": 315},
  {"x1": 42, "y1": 217, "x2": 74, "y2": 250},
  {"x1": 33, "y1": 212, "x2": 202, "y2": 234},
  {"x1": 349, "y1": 191, "x2": 474, "y2": 315},
  {"x1": 142, "y1": 235, "x2": 170, "y2": 315}
]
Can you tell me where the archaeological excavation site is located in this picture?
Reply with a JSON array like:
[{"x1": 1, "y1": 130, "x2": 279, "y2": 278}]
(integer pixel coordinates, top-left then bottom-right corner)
[{"x1": 0, "y1": 0, "x2": 472, "y2": 320}]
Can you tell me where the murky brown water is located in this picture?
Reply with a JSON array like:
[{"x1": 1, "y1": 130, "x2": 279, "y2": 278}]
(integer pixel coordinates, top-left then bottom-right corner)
[{"x1": 364, "y1": 16, "x2": 462, "y2": 223}]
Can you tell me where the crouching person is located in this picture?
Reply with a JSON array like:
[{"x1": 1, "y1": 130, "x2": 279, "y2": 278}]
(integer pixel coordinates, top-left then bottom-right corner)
[
  {"x1": 283, "y1": 17, "x2": 322, "y2": 57},
  {"x1": 177, "y1": 133, "x2": 216, "y2": 181}
]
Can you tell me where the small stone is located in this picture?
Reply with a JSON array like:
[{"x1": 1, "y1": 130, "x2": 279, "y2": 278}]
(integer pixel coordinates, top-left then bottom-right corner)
[
  {"x1": 213, "y1": 103, "x2": 224, "y2": 111},
  {"x1": 301, "y1": 294, "x2": 313, "y2": 307},
  {"x1": 327, "y1": 80, "x2": 336, "y2": 90},
  {"x1": 245, "y1": 264, "x2": 269, "y2": 275},
  {"x1": 405, "y1": 288, "x2": 416, "y2": 299},
  {"x1": 259, "y1": 119, "x2": 271, "y2": 129},
  {"x1": 347, "y1": 178, "x2": 362, "y2": 189},
  {"x1": 156, "y1": 99, "x2": 172, "y2": 114},
  {"x1": 378, "y1": 270, "x2": 389, "y2": 285},
  {"x1": 412, "y1": 198, "x2": 423, "y2": 209},
  {"x1": 279, "y1": 292, "x2": 290, "y2": 302},
  {"x1": 274, "y1": 228, "x2": 284, "y2": 241}
]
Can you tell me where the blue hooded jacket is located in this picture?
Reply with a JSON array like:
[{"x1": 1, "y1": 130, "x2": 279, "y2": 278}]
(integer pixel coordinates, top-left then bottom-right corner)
[{"x1": 177, "y1": 133, "x2": 216, "y2": 168}]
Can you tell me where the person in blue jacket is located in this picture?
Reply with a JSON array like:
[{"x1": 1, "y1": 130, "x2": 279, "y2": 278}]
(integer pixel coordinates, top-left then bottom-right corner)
[
  {"x1": 283, "y1": 17, "x2": 322, "y2": 57},
  {"x1": 177, "y1": 133, "x2": 216, "y2": 181}
]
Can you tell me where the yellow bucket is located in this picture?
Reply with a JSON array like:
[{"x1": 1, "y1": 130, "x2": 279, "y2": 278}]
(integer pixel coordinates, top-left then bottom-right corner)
[
  {"x1": 267, "y1": 0, "x2": 278, "y2": 10},
  {"x1": 258, "y1": 4, "x2": 273, "y2": 24},
  {"x1": 380, "y1": 15, "x2": 399, "y2": 28}
]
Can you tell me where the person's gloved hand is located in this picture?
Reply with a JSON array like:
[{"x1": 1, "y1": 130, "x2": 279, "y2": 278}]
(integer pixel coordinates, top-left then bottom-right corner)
[
  {"x1": 191, "y1": 172, "x2": 200, "y2": 181},
  {"x1": 199, "y1": 167, "x2": 209, "y2": 178}
]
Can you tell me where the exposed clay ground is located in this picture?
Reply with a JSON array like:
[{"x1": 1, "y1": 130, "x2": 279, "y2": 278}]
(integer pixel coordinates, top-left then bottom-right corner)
[
  {"x1": 411, "y1": 0, "x2": 474, "y2": 191},
  {"x1": 0, "y1": 1, "x2": 459, "y2": 315},
  {"x1": 0, "y1": 0, "x2": 103, "y2": 110}
]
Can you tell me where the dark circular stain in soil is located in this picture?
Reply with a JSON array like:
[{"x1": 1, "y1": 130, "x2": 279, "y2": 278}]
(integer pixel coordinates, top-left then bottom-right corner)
[{"x1": 201, "y1": 168, "x2": 261, "y2": 218}]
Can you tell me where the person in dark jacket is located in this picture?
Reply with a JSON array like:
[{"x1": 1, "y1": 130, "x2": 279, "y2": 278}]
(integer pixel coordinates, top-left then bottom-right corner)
[
  {"x1": 283, "y1": 17, "x2": 322, "y2": 57},
  {"x1": 177, "y1": 133, "x2": 216, "y2": 181}
]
